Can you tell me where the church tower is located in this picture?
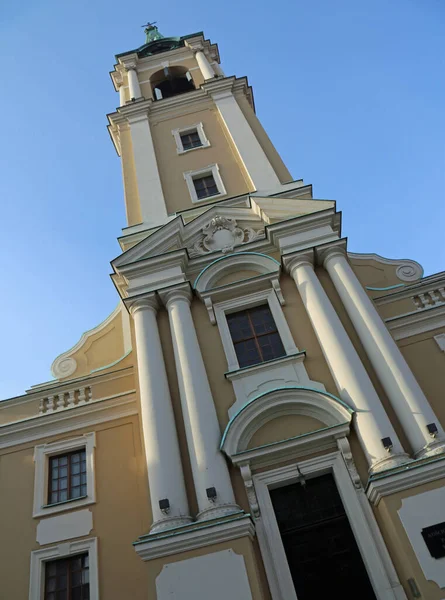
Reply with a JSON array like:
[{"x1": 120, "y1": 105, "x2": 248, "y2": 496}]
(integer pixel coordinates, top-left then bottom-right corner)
[{"x1": 1, "y1": 24, "x2": 445, "y2": 600}]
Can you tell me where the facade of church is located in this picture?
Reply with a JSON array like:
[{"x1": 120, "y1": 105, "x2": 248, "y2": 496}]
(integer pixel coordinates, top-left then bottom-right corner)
[{"x1": 1, "y1": 26, "x2": 445, "y2": 600}]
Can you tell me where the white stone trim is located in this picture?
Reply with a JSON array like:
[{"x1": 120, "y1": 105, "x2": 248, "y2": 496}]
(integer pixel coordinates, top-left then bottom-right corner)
[
  {"x1": 385, "y1": 304, "x2": 445, "y2": 340},
  {"x1": 434, "y1": 333, "x2": 445, "y2": 351},
  {"x1": 50, "y1": 305, "x2": 122, "y2": 379},
  {"x1": 253, "y1": 453, "x2": 407, "y2": 600},
  {"x1": 366, "y1": 457, "x2": 445, "y2": 505},
  {"x1": 348, "y1": 252, "x2": 424, "y2": 282},
  {"x1": 134, "y1": 514, "x2": 254, "y2": 561},
  {"x1": 172, "y1": 122, "x2": 210, "y2": 154},
  {"x1": 221, "y1": 387, "x2": 352, "y2": 462},
  {"x1": 0, "y1": 391, "x2": 136, "y2": 449},
  {"x1": 215, "y1": 288, "x2": 297, "y2": 371},
  {"x1": 183, "y1": 164, "x2": 226, "y2": 203},
  {"x1": 32, "y1": 433, "x2": 96, "y2": 518},
  {"x1": 29, "y1": 537, "x2": 99, "y2": 600}
]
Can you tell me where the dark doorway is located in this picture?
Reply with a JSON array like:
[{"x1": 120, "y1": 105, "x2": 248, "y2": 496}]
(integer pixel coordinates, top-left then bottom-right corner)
[{"x1": 270, "y1": 473, "x2": 376, "y2": 599}]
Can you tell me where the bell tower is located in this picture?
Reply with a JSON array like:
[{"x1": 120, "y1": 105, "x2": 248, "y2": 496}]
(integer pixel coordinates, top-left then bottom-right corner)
[{"x1": 108, "y1": 25, "x2": 292, "y2": 246}]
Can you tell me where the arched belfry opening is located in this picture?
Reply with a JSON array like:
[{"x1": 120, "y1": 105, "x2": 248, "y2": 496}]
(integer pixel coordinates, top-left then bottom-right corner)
[{"x1": 151, "y1": 66, "x2": 195, "y2": 100}]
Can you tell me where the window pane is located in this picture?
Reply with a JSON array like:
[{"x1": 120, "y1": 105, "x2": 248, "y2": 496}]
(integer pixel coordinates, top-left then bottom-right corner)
[
  {"x1": 227, "y1": 312, "x2": 253, "y2": 342},
  {"x1": 180, "y1": 130, "x2": 202, "y2": 150},
  {"x1": 59, "y1": 490, "x2": 68, "y2": 502},
  {"x1": 193, "y1": 175, "x2": 218, "y2": 199},
  {"x1": 71, "y1": 454, "x2": 80, "y2": 464},
  {"x1": 258, "y1": 332, "x2": 286, "y2": 361},
  {"x1": 228, "y1": 305, "x2": 286, "y2": 368}
]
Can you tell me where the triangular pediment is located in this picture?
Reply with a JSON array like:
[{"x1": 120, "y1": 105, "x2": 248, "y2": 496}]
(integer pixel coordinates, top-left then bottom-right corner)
[{"x1": 113, "y1": 191, "x2": 336, "y2": 270}]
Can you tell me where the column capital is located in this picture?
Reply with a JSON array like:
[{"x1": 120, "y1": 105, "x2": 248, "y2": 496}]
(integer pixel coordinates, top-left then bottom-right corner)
[
  {"x1": 159, "y1": 283, "x2": 192, "y2": 310},
  {"x1": 282, "y1": 249, "x2": 315, "y2": 276},
  {"x1": 126, "y1": 293, "x2": 159, "y2": 316},
  {"x1": 124, "y1": 63, "x2": 137, "y2": 72},
  {"x1": 315, "y1": 239, "x2": 348, "y2": 268}
]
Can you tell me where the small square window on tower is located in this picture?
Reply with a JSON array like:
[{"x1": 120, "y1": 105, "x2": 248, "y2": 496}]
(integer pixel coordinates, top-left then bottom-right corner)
[
  {"x1": 184, "y1": 164, "x2": 227, "y2": 203},
  {"x1": 172, "y1": 123, "x2": 210, "y2": 154}
]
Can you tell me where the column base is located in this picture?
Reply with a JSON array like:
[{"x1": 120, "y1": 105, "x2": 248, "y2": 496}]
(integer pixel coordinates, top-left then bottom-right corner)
[
  {"x1": 149, "y1": 515, "x2": 193, "y2": 535},
  {"x1": 134, "y1": 513, "x2": 254, "y2": 561},
  {"x1": 414, "y1": 439, "x2": 445, "y2": 459},
  {"x1": 196, "y1": 503, "x2": 242, "y2": 522},
  {"x1": 369, "y1": 452, "x2": 412, "y2": 475}
]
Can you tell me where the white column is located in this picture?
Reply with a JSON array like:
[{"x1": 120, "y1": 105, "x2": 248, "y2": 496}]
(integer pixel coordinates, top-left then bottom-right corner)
[
  {"x1": 118, "y1": 84, "x2": 126, "y2": 107},
  {"x1": 130, "y1": 297, "x2": 192, "y2": 533},
  {"x1": 211, "y1": 89, "x2": 281, "y2": 191},
  {"x1": 194, "y1": 49, "x2": 216, "y2": 80},
  {"x1": 284, "y1": 253, "x2": 410, "y2": 473},
  {"x1": 321, "y1": 245, "x2": 445, "y2": 458},
  {"x1": 160, "y1": 285, "x2": 240, "y2": 520},
  {"x1": 127, "y1": 113, "x2": 168, "y2": 228},
  {"x1": 126, "y1": 66, "x2": 142, "y2": 100}
]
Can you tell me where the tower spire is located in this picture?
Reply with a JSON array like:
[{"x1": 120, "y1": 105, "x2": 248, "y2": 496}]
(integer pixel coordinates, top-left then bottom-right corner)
[{"x1": 141, "y1": 22, "x2": 164, "y2": 44}]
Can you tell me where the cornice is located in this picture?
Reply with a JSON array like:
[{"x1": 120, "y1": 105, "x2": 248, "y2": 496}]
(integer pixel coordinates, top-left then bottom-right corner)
[
  {"x1": 315, "y1": 238, "x2": 348, "y2": 267},
  {"x1": 133, "y1": 513, "x2": 254, "y2": 561},
  {"x1": 374, "y1": 272, "x2": 445, "y2": 306},
  {"x1": 282, "y1": 249, "x2": 315, "y2": 274},
  {"x1": 158, "y1": 282, "x2": 193, "y2": 309},
  {"x1": 0, "y1": 391, "x2": 137, "y2": 450},
  {"x1": 385, "y1": 304, "x2": 445, "y2": 340},
  {"x1": 366, "y1": 455, "x2": 445, "y2": 505}
]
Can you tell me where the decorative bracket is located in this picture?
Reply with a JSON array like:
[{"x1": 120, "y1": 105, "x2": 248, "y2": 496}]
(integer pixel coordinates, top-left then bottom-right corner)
[
  {"x1": 337, "y1": 437, "x2": 362, "y2": 489},
  {"x1": 240, "y1": 464, "x2": 260, "y2": 518}
]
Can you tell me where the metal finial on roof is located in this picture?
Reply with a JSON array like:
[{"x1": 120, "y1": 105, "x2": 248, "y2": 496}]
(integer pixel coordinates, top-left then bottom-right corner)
[{"x1": 141, "y1": 22, "x2": 164, "y2": 44}]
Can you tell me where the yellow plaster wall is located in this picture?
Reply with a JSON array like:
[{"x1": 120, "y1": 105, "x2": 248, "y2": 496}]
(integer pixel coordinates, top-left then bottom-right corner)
[
  {"x1": 374, "y1": 478, "x2": 445, "y2": 600},
  {"x1": 120, "y1": 125, "x2": 142, "y2": 226},
  {"x1": 398, "y1": 329, "x2": 445, "y2": 429},
  {"x1": 248, "y1": 414, "x2": 326, "y2": 450},
  {"x1": 0, "y1": 415, "x2": 149, "y2": 600},
  {"x1": 150, "y1": 103, "x2": 252, "y2": 215}
]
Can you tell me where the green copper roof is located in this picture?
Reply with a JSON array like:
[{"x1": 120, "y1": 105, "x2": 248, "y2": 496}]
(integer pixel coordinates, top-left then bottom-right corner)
[{"x1": 115, "y1": 31, "x2": 204, "y2": 61}]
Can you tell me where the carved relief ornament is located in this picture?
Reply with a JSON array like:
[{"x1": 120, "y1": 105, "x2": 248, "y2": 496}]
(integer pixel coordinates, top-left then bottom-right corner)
[{"x1": 190, "y1": 216, "x2": 264, "y2": 256}]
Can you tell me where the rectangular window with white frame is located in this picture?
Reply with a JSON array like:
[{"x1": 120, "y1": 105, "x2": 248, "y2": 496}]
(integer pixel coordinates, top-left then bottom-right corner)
[
  {"x1": 172, "y1": 122, "x2": 210, "y2": 154},
  {"x1": 29, "y1": 537, "x2": 99, "y2": 600},
  {"x1": 215, "y1": 289, "x2": 298, "y2": 372},
  {"x1": 33, "y1": 433, "x2": 96, "y2": 518},
  {"x1": 184, "y1": 164, "x2": 227, "y2": 203}
]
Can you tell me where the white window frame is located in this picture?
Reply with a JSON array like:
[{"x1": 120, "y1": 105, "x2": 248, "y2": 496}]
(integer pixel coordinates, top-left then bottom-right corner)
[
  {"x1": 172, "y1": 122, "x2": 210, "y2": 154},
  {"x1": 253, "y1": 452, "x2": 403, "y2": 600},
  {"x1": 184, "y1": 164, "x2": 227, "y2": 203},
  {"x1": 33, "y1": 432, "x2": 96, "y2": 518},
  {"x1": 29, "y1": 537, "x2": 99, "y2": 600},
  {"x1": 214, "y1": 288, "x2": 298, "y2": 371}
]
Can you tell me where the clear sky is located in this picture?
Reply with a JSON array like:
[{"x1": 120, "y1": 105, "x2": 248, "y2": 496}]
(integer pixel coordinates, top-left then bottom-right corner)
[{"x1": 1, "y1": 0, "x2": 444, "y2": 399}]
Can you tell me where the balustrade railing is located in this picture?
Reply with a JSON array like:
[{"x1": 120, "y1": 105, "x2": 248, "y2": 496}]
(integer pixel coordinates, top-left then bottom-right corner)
[{"x1": 38, "y1": 386, "x2": 92, "y2": 414}]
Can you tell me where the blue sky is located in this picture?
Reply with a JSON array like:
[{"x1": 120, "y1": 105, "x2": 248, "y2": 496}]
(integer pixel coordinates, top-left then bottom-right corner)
[{"x1": 1, "y1": 0, "x2": 444, "y2": 399}]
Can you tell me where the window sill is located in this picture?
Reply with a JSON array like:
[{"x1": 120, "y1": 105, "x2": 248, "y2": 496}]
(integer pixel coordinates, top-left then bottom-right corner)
[
  {"x1": 192, "y1": 191, "x2": 226, "y2": 204},
  {"x1": 33, "y1": 496, "x2": 95, "y2": 519},
  {"x1": 225, "y1": 351, "x2": 306, "y2": 380},
  {"x1": 177, "y1": 143, "x2": 210, "y2": 155}
]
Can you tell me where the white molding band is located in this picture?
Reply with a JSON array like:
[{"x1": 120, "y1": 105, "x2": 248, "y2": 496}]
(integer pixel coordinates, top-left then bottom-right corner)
[
  {"x1": 33, "y1": 432, "x2": 96, "y2": 518},
  {"x1": 211, "y1": 89, "x2": 281, "y2": 191},
  {"x1": 366, "y1": 456, "x2": 445, "y2": 505},
  {"x1": 283, "y1": 251, "x2": 410, "y2": 473},
  {"x1": 134, "y1": 514, "x2": 254, "y2": 561},
  {"x1": 321, "y1": 243, "x2": 445, "y2": 458},
  {"x1": 183, "y1": 163, "x2": 226, "y2": 203},
  {"x1": 253, "y1": 453, "x2": 406, "y2": 600},
  {"x1": 386, "y1": 305, "x2": 445, "y2": 340},
  {"x1": 0, "y1": 391, "x2": 137, "y2": 450},
  {"x1": 29, "y1": 537, "x2": 99, "y2": 600}
]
